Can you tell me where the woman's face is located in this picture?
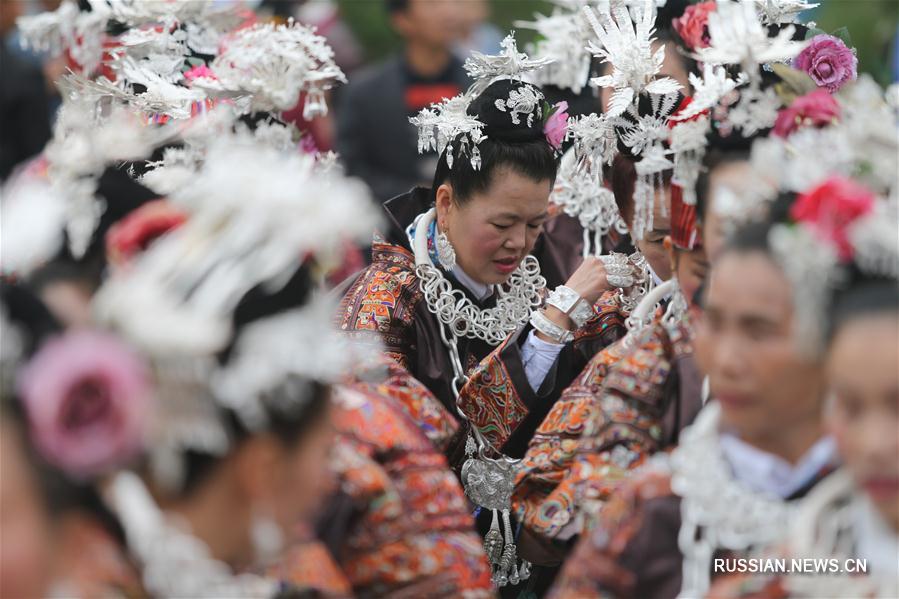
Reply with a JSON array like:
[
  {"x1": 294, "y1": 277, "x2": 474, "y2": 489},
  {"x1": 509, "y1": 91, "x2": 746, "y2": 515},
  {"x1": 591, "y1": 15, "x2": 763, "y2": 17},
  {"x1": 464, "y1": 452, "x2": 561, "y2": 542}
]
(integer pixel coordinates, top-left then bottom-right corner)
[
  {"x1": 0, "y1": 421, "x2": 56, "y2": 599},
  {"x1": 827, "y1": 313, "x2": 899, "y2": 531},
  {"x1": 670, "y1": 244, "x2": 709, "y2": 309},
  {"x1": 695, "y1": 251, "x2": 826, "y2": 445},
  {"x1": 437, "y1": 168, "x2": 551, "y2": 286},
  {"x1": 634, "y1": 189, "x2": 673, "y2": 282}
]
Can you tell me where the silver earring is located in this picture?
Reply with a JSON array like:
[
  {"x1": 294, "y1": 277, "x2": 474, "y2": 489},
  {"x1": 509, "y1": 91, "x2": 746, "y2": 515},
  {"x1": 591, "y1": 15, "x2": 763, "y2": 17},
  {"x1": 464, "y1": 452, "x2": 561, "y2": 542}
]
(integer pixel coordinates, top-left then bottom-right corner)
[
  {"x1": 436, "y1": 229, "x2": 457, "y2": 270},
  {"x1": 250, "y1": 511, "x2": 284, "y2": 566}
]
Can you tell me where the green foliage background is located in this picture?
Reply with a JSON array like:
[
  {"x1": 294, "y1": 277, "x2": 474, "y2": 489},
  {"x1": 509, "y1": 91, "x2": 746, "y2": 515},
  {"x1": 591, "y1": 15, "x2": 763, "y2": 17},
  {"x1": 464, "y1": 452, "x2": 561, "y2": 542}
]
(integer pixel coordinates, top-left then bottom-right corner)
[{"x1": 336, "y1": 0, "x2": 896, "y2": 85}]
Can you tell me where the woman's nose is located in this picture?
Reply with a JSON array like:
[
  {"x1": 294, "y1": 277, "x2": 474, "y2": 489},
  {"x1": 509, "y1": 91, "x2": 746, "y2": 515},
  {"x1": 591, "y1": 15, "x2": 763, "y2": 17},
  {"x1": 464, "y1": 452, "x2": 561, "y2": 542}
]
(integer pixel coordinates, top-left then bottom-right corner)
[{"x1": 504, "y1": 225, "x2": 527, "y2": 250}]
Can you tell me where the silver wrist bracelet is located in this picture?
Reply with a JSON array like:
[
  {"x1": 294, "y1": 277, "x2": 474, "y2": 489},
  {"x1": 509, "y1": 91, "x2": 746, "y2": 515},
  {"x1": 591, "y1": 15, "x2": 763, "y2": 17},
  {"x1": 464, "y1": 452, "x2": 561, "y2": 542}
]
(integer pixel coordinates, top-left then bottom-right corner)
[
  {"x1": 530, "y1": 309, "x2": 574, "y2": 344},
  {"x1": 546, "y1": 285, "x2": 594, "y2": 329}
]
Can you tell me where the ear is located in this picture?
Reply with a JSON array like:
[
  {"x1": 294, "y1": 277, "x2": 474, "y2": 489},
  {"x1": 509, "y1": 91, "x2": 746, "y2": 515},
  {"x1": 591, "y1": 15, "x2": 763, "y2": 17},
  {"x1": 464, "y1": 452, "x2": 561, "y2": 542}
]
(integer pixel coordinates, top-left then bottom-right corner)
[
  {"x1": 435, "y1": 183, "x2": 455, "y2": 230},
  {"x1": 233, "y1": 435, "x2": 282, "y2": 504},
  {"x1": 663, "y1": 235, "x2": 677, "y2": 273}
]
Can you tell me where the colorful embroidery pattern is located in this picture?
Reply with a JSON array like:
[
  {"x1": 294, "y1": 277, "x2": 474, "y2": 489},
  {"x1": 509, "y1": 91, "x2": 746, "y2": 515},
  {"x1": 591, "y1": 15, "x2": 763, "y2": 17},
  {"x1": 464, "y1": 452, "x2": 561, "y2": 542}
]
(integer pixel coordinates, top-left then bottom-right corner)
[
  {"x1": 312, "y1": 385, "x2": 493, "y2": 598},
  {"x1": 363, "y1": 358, "x2": 459, "y2": 451},
  {"x1": 337, "y1": 237, "x2": 423, "y2": 371},
  {"x1": 457, "y1": 332, "x2": 530, "y2": 448},
  {"x1": 514, "y1": 317, "x2": 692, "y2": 540}
]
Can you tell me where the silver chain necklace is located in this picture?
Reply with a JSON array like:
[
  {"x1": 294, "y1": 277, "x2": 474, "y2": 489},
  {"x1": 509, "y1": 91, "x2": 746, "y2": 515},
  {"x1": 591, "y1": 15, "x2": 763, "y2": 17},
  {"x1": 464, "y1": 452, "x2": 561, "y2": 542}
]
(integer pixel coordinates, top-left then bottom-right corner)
[{"x1": 410, "y1": 208, "x2": 546, "y2": 346}]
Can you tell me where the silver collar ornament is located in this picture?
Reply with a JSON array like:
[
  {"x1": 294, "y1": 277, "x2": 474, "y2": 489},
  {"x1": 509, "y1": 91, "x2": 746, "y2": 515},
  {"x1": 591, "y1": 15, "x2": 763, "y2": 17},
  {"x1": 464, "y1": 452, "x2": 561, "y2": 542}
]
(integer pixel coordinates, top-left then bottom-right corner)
[
  {"x1": 108, "y1": 472, "x2": 279, "y2": 598},
  {"x1": 671, "y1": 402, "x2": 797, "y2": 599}
]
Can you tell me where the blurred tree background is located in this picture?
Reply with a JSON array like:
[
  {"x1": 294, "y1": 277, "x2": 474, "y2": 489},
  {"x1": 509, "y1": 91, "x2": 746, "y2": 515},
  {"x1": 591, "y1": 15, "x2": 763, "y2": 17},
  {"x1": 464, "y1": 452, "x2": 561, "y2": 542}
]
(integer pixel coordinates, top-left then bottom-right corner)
[{"x1": 336, "y1": 0, "x2": 896, "y2": 85}]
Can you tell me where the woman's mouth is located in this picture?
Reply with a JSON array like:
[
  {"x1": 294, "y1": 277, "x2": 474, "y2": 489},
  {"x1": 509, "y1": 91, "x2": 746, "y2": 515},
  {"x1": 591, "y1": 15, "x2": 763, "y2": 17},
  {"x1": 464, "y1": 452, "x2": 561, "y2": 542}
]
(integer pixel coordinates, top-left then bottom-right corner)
[
  {"x1": 493, "y1": 257, "x2": 519, "y2": 274},
  {"x1": 715, "y1": 392, "x2": 755, "y2": 409},
  {"x1": 863, "y1": 477, "x2": 899, "y2": 501}
]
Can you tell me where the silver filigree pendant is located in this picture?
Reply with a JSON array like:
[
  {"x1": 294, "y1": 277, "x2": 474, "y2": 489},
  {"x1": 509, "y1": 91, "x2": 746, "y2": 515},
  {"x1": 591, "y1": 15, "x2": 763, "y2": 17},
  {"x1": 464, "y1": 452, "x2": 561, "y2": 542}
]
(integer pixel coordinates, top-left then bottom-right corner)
[
  {"x1": 462, "y1": 459, "x2": 530, "y2": 587},
  {"x1": 461, "y1": 457, "x2": 513, "y2": 510},
  {"x1": 436, "y1": 230, "x2": 457, "y2": 270}
]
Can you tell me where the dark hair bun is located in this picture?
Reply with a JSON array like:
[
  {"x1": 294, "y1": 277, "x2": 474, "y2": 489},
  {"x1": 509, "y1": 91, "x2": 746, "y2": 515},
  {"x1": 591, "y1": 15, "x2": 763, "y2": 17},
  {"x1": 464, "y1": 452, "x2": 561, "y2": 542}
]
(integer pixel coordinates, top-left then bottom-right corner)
[{"x1": 467, "y1": 79, "x2": 547, "y2": 144}]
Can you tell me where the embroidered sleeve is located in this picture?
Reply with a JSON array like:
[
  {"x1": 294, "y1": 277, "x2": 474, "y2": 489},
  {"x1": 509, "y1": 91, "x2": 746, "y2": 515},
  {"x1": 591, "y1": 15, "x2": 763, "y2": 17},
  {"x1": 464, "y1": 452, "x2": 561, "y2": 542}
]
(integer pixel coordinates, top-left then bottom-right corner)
[
  {"x1": 325, "y1": 386, "x2": 494, "y2": 598},
  {"x1": 513, "y1": 335, "x2": 632, "y2": 539},
  {"x1": 572, "y1": 290, "x2": 628, "y2": 359},
  {"x1": 548, "y1": 469, "x2": 675, "y2": 599},
  {"x1": 514, "y1": 323, "x2": 674, "y2": 540},
  {"x1": 360, "y1": 358, "x2": 459, "y2": 451},
  {"x1": 337, "y1": 261, "x2": 421, "y2": 371},
  {"x1": 456, "y1": 331, "x2": 532, "y2": 449}
]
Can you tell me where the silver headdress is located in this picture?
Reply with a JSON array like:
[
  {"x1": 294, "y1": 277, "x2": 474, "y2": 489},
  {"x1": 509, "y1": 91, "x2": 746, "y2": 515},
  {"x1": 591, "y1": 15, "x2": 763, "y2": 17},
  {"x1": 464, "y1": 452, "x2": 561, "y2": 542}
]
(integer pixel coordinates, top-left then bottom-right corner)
[
  {"x1": 690, "y1": 0, "x2": 810, "y2": 137},
  {"x1": 463, "y1": 33, "x2": 554, "y2": 95},
  {"x1": 584, "y1": 0, "x2": 682, "y2": 117},
  {"x1": 16, "y1": 0, "x2": 108, "y2": 75},
  {"x1": 751, "y1": 0, "x2": 820, "y2": 26},
  {"x1": 410, "y1": 96, "x2": 487, "y2": 170},
  {"x1": 614, "y1": 92, "x2": 681, "y2": 239},
  {"x1": 410, "y1": 33, "x2": 552, "y2": 171},
  {"x1": 515, "y1": 2, "x2": 597, "y2": 94},
  {"x1": 751, "y1": 75, "x2": 899, "y2": 198},
  {"x1": 693, "y1": 0, "x2": 807, "y2": 73},
  {"x1": 747, "y1": 77, "x2": 899, "y2": 356},
  {"x1": 93, "y1": 129, "x2": 380, "y2": 491},
  {"x1": 1, "y1": 94, "x2": 177, "y2": 269},
  {"x1": 201, "y1": 20, "x2": 346, "y2": 119},
  {"x1": 551, "y1": 113, "x2": 625, "y2": 255}
]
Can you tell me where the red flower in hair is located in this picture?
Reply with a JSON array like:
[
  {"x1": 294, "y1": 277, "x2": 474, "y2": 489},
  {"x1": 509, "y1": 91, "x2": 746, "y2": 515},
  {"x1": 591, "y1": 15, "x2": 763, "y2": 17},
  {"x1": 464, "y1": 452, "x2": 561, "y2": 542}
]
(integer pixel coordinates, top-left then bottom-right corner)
[
  {"x1": 673, "y1": 2, "x2": 716, "y2": 51},
  {"x1": 106, "y1": 199, "x2": 187, "y2": 267},
  {"x1": 790, "y1": 177, "x2": 876, "y2": 260},
  {"x1": 773, "y1": 89, "x2": 840, "y2": 138}
]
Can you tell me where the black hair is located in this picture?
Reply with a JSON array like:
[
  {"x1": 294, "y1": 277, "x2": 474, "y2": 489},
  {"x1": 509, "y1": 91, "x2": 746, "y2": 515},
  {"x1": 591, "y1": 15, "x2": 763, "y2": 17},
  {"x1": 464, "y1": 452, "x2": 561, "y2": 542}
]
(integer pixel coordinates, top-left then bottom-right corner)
[
  {"x1": 176, "y1": 264, "x2": 333, "y2": 497},
  {"x1": 385, "y1": 0, "x2": 409, "y2": 14},
  {"x1": 431, "y1": 80, "x2": 559, "y2": 205},
  {"x1": 827, "y1": 270, "x2": 899, "y2": 344}
]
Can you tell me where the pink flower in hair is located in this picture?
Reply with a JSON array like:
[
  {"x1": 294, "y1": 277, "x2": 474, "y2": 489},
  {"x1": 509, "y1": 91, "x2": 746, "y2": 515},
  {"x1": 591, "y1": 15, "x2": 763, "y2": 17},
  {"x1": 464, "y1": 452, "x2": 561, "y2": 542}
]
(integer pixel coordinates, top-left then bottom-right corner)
[
  {"x1": 17, "y1": 331, "x2": 151, "y2": 479},
  {"x1": 792, "y1": 34, "x2": 857, "y2": 93},
  {"x1": 791, "y1": 176, "x2": 876, "y2": 260},
  {"x1": 183, "y1": 64, "x2": 217, "y2": 83},
  {"x1": 544, "y1": 101, "x2": 569, "y2": 150}
]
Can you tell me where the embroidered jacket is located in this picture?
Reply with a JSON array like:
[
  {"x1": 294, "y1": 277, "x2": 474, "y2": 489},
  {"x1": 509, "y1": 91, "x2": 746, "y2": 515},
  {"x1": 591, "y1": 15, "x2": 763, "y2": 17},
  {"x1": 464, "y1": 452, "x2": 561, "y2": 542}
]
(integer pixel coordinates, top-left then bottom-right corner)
[
  {"x1": 513, "y1": 315, "x2": 702, "y2": 542},
  {"x1": 283, "y1": 382, "x2": 494, "y2": 598}
]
